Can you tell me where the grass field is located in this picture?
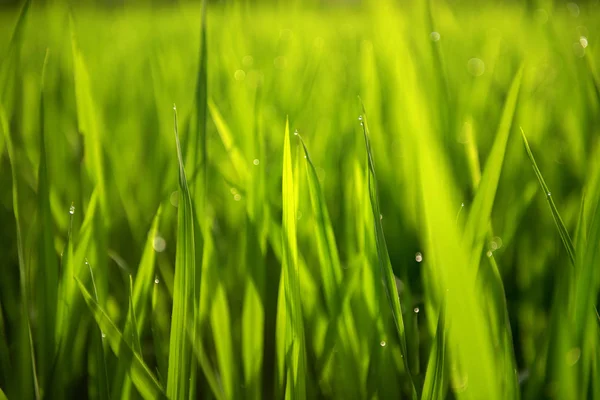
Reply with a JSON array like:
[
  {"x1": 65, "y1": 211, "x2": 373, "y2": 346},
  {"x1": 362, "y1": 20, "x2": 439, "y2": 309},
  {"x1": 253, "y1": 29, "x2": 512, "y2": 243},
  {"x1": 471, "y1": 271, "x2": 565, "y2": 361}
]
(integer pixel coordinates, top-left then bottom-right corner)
[{"x1": 1, "y1": 0, "x2": 600, "y2": 399}]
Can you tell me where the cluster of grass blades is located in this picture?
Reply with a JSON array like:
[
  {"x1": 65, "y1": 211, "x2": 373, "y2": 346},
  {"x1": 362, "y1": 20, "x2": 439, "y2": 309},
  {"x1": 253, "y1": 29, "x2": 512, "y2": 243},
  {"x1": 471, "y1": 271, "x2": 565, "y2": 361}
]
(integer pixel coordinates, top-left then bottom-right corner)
[{"x1": 1, "y1": 0, "x2": 600, "y2": 399}]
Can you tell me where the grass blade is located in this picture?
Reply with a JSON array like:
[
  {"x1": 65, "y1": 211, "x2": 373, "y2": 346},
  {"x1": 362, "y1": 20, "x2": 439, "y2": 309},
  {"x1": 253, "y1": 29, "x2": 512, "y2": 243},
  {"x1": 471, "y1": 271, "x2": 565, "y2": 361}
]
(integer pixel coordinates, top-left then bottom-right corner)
[
  {"x1": 520, "y1": 128, "x2": 576, "y2": 266},
  {"x1": 464, "y1": 66, "x2": 523, "y2": 261},
  {"x1": 208, "y1": 98, "x2": 249, "y2": 184},
  {"x1": 358, "y1": 100, "x2": 416, "y2": 397},
  {"x1": 166, "y1": 105, "x2": 196, "y2": 399},
  {"x1": 276, "y1": 118, "x2": 307, "y2": 400}
]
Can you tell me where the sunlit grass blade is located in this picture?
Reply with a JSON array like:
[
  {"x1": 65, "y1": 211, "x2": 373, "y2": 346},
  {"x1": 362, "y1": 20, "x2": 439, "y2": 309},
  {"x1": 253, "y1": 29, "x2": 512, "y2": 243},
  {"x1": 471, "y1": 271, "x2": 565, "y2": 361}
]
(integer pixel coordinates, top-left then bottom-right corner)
[
  {"x1": 276, "y1": 118, "x2": 307, "y2": 400},
  {"x1": 421, "y1": 301, "x2": 447, "y2": 400},
  {"x1": 185, "y1": 0, "x2": 208, "y2": 224},
  {"x1": 167, "y1": 105, "x2": 196, "y2": 400},
  {"x1": 75, "y1": 278, "x2": 166, "y2": 399},
  {"x1": 520, "y1": 128, "x2": 576, "y2": 266},
  {"x1": 297, "y1": 135, "x2": 341, "y2": 312},
  {"x1": 208, "y1": 98, "x2": 249, "y2": 184},
  {"x1": 358, "y1": 100, "x2": 416, "y2": 397}
]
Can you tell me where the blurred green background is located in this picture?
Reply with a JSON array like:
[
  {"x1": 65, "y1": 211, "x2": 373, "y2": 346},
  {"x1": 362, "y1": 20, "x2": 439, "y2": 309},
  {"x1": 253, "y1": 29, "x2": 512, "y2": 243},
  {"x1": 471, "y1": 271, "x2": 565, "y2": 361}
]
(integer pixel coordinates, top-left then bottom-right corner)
[{"x1": 0, "y1": 0, "x2": 599, "y2": 399}]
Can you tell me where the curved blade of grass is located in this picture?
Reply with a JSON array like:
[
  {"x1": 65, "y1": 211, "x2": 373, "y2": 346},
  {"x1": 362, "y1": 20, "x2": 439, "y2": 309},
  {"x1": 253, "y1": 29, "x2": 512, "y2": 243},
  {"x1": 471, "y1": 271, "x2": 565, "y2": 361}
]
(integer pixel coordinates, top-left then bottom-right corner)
[
  {"x1": 358, "y1": 100, "x2": 416, "y2": 397},
  {"x1": 167, "y1": 105, "x2": 196, "y2": 400},
  {"x1": 421, "y1": 301, "x2": 447, "y2": 400},
  {"x1": 75, "y1": 278, "x2": 166, "y2": 399},
  {"x1": 520, "y1": 128, "x2": 576, "y2": 266}
]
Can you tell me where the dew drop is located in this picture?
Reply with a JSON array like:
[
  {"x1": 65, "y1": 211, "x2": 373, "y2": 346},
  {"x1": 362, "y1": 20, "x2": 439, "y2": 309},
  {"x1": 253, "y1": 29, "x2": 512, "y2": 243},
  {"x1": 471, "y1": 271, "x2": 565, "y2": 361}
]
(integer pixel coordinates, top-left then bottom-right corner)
[
  {"x1": 430, "y1": 31, "x2": 441, "y2": 42},
  {"x1": 580, "y1": 36, "x2": 588, "y2": 48},
  {"x1": 467, "y1": 58, "x2": 485, "y2": 77},
  {"x1": 234, "y1": 69, "x2": 246, "y2": 81},
  {"x1": 101, "y1": 332, "x2": 106, "y2": 339},
  {"x1": 414, "y1": 307, "x2": 420, "y2": 313},
  {"x1": 154, "y1": 278, "x2": 160, "y2": 284},
  {"x1": 547, "y1": 192, "x2": 552, "y2": 197},
  {"x1": 415, "y1": 252, "x2": 423, "y2": 263},
  {"x1": 234, "y1": 194, "x2": 242, "y2": 201},
  {"x1": 358, "y1": 115, "x2": 363, "y2": 121},
  {"x1": 69, "y1": 204, "x2": 75, "y2": 215},
  {"x1": 380, "y1": 340, "x2": 386, "y2": 347},
  {"x1": 153, "y1": 236, "x2": 166, "y2": 253},
  {"x1": 294, "y1": 129, "x2": 299, "y2": 136},
  {"x1": 486, "y1": 250, "x2": 493, "y2": 257},
  {"x1": 253, "y1": 159, "x2": 260, "y2": 166},
  {"x1": 379, "y1": 214, "x2": 383, "y2": 220}
]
